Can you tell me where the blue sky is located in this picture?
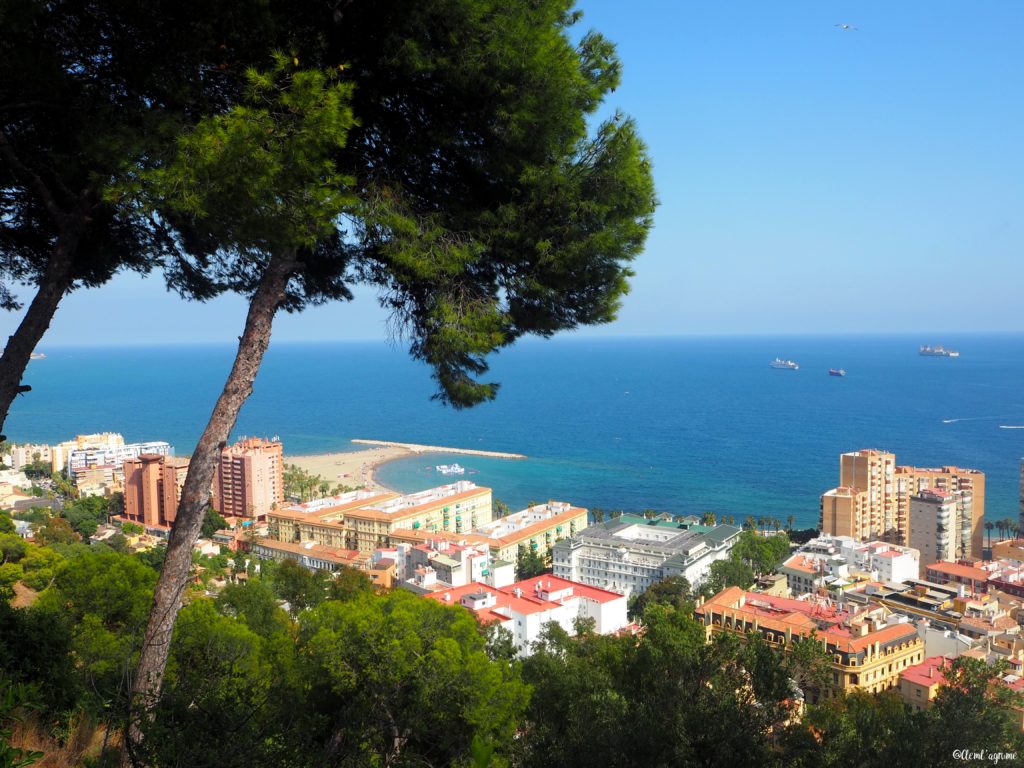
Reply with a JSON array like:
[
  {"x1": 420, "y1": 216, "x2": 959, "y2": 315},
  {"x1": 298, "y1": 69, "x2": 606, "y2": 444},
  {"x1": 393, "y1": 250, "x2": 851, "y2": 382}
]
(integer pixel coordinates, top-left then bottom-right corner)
[{"x1": 5, "y1": 0, "x2": 1023, "y2": 345}]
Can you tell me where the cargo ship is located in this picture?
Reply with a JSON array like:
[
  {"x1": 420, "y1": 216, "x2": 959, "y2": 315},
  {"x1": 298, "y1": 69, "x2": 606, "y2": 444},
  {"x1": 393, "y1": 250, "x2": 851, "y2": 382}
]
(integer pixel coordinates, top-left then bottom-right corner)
[
  {"x1": 829, "y1": 368, "x2": 846, "y2": 377},
  {"x1": 919, "y1": 345, "x2": 959, "y2": 357}
]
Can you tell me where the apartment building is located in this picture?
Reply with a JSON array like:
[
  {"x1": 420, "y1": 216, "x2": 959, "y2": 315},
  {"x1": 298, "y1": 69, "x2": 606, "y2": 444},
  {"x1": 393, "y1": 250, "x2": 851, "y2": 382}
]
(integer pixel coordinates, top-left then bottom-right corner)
[
  {"x1": 213, "y1": 437, "x2": 284, "y2": 519},
  {"x1": 268, "y1": 489, "x2": 397, "y2": 547},
  {"x1": 122, "y1": 454, "x2": 190, "y2": 529},
  {"x1": 820, "y1": 449, "x2": 984, "y2": 557},
  {"x1": 341, "y1": 481, "x2": 493, "y2": 553},
  {"x1": 66, "y1": 438, "x2": 171, "y2": 488},
  {"x1": 469, "y1": 501, "x2": 588, "y2": 562},
  {"x1": 781, "y1": 535, "x2": 920, "y2": 596},
  {"x1": 425, "y1": 574, "x2": 630, "y2": 657},
  {"x1": 908, "y1": 489, "x2": 973, "y2": 573},
  {"x1": 552, "y1": 515, "x2": 742, "y2": 597},
  {"x1": 900, "y1": 655, "x2": 1024, "y2": 727},
  {"x1": 695, "y1": 587, "x2": 924, "y2": 699},
  {"x1": 896, "y1": 465, "x2": 984, "y2": 559},
  {"x1": 250, "y1": 538, "x2": 369, "y2": 573}
]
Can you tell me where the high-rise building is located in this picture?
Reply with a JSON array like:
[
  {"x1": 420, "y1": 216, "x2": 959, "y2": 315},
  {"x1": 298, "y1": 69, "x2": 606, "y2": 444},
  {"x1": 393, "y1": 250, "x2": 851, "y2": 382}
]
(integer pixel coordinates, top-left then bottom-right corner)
[
  {"x1": 123, "y1": 454, "x2": 189, "y2": 528},
  {"x1": 820, "y1": 449, "x2": 985, "y2": 557},
  {"x1": 213, "y1": 437, "x2": 284, "y2": 519},
  {"x1": 895, "y1": 466, "x2": 984, "y2": 559},
  {"x1": 907, "y1": 488, "x2": 974, "y2": 574},
  {"x1": 819, "y1": 450, "x2": 896, "y2": 542}
]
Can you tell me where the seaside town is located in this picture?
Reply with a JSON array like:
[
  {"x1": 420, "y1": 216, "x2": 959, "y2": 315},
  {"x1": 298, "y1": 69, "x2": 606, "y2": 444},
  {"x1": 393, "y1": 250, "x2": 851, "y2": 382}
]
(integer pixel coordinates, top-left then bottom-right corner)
[
  {"x1": 3, "y1": 2, "x2": 1023, "y2": 766},
  {"x1": 4, "y1": 433, "x2": 1024, "y2": 719}
]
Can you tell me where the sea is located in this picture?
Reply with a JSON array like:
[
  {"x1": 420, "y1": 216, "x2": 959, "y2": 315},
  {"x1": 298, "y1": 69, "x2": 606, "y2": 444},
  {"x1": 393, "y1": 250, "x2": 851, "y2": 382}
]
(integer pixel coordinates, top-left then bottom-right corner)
[{"x1": 6, "y1": 334, "x2": 1024, "y2": 530}]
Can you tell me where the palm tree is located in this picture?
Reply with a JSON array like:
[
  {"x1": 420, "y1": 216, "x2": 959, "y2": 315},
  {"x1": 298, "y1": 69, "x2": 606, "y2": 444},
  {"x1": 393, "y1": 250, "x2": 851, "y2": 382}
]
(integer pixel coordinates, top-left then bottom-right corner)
[
  {"x1": 701, "y1": 511, "x2": 717, "y2": 526},
  {"x1": 744, "y1": 516, "x2": 757, "y2": 531},
  {"x1": 786, "y1": 514, "x2": 795, "y2": 532},
  {"x1": 985, "y1": 521, "x2": 994, "y2": 550}
]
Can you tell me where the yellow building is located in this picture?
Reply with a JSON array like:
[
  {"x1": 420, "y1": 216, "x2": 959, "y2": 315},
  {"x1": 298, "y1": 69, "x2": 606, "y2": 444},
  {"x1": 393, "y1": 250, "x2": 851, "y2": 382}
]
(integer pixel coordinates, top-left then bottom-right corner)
[{"x1": 695, "y1": 587, "x2": 924, "y2": 699}]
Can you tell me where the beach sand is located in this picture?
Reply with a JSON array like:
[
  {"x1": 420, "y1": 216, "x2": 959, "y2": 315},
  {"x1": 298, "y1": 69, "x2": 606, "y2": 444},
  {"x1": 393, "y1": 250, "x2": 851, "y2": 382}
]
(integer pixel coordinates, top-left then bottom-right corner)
[{"x1": 284, "y1": 446, "x2": 414, "y2": 492}]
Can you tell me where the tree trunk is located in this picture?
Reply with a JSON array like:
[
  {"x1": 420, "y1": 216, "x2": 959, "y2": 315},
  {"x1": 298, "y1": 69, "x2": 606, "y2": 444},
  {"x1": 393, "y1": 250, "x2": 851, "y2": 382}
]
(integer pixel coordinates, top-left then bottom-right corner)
[
  {"x1": 0, "y1": 238, "x2": 77, "y2": 440},
  {"x1": 125, "y1": 252, "x2": 297, "y2": 763}
]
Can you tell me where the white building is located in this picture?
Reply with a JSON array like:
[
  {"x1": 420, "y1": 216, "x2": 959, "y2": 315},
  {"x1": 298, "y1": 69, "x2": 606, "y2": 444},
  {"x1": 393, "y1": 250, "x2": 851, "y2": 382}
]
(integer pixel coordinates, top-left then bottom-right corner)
[
  {"x1": 391, "y1": 537, "x2": 515, "y2": 594},
  {"x1": 551, "y1": 515, "x2": 742, "y2": 598},
  {"x1": 782, "y1": 535, "x2": 920, "y2": 595},
  {"x1": 66, "y1": 440, "x2": 172, "y2": 482},
  {"x1": 425, "y1": 574, "x2": 630, "y2": 656}
]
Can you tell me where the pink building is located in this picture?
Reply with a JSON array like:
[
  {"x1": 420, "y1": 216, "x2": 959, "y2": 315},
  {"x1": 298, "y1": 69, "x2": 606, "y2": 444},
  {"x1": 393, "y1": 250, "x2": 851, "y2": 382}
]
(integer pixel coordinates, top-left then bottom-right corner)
[{"x1": 213, "y1": 437, "x2": 284, "y2": 519}]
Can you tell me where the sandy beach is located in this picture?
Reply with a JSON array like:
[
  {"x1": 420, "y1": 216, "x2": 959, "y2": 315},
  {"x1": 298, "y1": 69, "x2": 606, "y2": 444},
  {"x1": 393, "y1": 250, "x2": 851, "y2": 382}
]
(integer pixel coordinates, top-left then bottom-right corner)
[
  {"x1": 285, "y1": 446, "x2": 413, "y2": 492},
  {"x1": 285, "y1": 439, "x2": 526, "y2": 493}
]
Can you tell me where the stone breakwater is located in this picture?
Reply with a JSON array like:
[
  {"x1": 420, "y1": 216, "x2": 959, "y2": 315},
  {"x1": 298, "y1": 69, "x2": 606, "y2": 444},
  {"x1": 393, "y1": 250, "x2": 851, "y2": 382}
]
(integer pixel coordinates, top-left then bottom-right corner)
[{"x1": 351, "y1": 439, "x2": 527, "y2": 460}]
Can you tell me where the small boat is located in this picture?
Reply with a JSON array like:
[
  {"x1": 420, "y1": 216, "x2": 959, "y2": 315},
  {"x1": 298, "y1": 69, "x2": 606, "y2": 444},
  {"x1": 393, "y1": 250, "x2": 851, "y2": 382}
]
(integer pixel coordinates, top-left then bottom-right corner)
[
  {"x1": 435, "y1": 463, "x2": 466, "y2": 475},
  {"x1": 829, "y1": 368, "x2": 846, "y2": 377},
  {"x1": 769, "y1": 358, "x2": 799, "y2": 370},
  {"x1": 29, "y1": 352, "x2": 45, "y2": 360}
]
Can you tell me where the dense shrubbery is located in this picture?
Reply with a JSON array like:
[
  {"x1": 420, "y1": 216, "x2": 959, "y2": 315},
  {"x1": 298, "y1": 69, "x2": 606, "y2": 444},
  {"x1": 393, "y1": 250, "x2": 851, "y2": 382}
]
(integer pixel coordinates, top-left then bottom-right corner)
[{"x1": 2, "y1": 538, "x2": 1023, "y2": 767}]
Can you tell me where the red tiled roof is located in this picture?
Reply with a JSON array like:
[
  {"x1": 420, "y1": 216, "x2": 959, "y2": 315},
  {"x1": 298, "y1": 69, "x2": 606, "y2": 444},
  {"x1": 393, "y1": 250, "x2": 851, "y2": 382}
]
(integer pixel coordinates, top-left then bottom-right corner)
[
  {"x1": 926, "y1": 561, "x2": 989, "y2": 582},
  {"x1": 901, "y1": 655, "x2": 950, "y2": 688}
]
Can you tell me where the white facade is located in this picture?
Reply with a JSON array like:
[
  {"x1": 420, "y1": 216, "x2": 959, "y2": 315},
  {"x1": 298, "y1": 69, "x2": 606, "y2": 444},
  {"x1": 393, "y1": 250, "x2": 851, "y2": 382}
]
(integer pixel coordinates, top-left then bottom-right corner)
[
  {"x1": 66, "y1": 440, "x2": 172, "y2": 480},
  {"x1": 428, "y1": 575, "x2": 630, "y2": 657},
  {"x1": 787, "y1": 535, "x2": 920, "y2": 594},
  {"x1": 552, "y1": 518, "x2": 742, "y2": 598}
]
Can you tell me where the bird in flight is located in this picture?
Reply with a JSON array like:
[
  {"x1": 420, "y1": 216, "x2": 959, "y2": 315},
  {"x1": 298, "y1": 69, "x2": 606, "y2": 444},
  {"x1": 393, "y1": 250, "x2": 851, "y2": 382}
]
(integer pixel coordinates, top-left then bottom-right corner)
[{"x1": 835, "y1": 23, "x2": 858, "y2": 31}]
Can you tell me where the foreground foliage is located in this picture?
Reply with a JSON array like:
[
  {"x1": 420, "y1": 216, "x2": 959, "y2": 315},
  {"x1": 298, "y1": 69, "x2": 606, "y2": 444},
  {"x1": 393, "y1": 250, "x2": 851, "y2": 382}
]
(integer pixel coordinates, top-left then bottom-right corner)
[{"x1": 3, "y1": 540, "x2": 1023, "y2": 767}]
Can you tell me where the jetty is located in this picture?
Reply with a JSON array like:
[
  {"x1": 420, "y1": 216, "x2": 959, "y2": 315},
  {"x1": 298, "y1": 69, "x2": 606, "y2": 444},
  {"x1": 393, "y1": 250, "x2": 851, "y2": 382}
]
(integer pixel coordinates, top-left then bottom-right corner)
[{"x1": 351, "y1": 439, "x2": 526, "y2": 460}]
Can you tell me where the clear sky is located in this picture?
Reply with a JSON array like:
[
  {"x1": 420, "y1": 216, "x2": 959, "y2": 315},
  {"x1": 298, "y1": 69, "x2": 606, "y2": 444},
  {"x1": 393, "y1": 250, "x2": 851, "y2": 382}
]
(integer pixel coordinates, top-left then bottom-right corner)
[{"x1": 4, "y1": 0, "x2": 1023, "y2": 345}]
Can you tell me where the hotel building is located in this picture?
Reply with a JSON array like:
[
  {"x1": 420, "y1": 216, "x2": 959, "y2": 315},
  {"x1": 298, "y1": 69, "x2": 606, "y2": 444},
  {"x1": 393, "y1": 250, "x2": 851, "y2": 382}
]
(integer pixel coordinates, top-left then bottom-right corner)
[
  {"x1": 552, "y1": 514, "x2": 743, "y2": 597},
  {"x1": 213, "y1": 437, "x2": 284, "y2": 519},
  {"x1": 66, "y1": 438, "x2": 171, "y2": 489},
  {"x1": 122, "y1": 454, "x2": 190, "y2": 529},
  {"x1": 696, "y1": 587, "x2": 924, "y2": 699},
  {"x1": 820, "y1": 449, "x2": 984, "y2": 557}
]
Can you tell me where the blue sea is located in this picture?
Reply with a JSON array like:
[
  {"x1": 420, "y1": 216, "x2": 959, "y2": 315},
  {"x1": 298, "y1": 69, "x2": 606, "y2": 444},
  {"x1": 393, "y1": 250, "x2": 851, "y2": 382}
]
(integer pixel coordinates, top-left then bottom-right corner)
[{"x1": 7, "y1": 335, "x2": 1024, "y2": 529}]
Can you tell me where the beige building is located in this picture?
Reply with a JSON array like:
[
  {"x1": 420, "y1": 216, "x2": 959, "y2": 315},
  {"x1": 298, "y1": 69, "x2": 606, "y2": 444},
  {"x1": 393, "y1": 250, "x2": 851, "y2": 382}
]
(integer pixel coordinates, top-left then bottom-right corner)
[
  {"x1": 469, "y1": 501, "x2": 588, "y2": 562},
  {"x1": 268, "y1": 489, "x2": 398, "y2": 548},
  {"x1": 123, "y1": 453, "x2": 190, "y2": 528},
  {"x1": 820, "y1": 449, "x2": 984, "y2": 557},
  {"x1": 266, "y1": 482, "x2": 494, "y2": 555},
  {"x1": 213, "y1": 437, "x2": 284, "y2": 519}
]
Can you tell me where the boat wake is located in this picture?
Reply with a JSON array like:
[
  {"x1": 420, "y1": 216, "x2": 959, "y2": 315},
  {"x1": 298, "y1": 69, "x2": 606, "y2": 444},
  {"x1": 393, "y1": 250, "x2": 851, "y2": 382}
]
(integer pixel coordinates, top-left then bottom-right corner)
[
  {"x1": 942, "y1": 415, "x2": 1013, "y2": 424},
  {"x1": 999, "y1": 425, "x2": 1024, "y2": 430}
]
